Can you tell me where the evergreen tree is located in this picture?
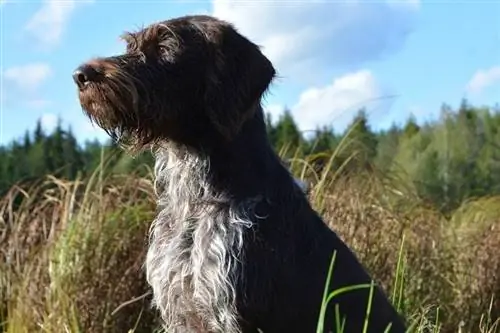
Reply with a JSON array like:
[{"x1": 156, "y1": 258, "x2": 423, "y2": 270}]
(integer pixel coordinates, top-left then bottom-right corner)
[
  {"x1": 50, "y1": 118, "x2": 66, "y2": 175},
  {"x1": 403, "y1": 114, "x2": 420, "y2": 138},
  {"x1": 308, "y1": 126, "x2": 337, "y2": 155},
  {"x1": 22, "y1": 131, "x2": 32, "y2": 152},
  {"x1": 341, "y1": 108, "x2": 378, "y2": 171},
  {"x1": 34, "y1": 119, "x2": 45, "y2": 144},
  {"x1": 375, "y1": 123, "x2": 401, "y2": 172},
  {"x1": 274, "y1": 108, "x2": 302, "y2": 157},
  {"x1": 264, "y1": 112, "x2": 278, "y2": 147},
  {"x1": 62, "y1": 126, "x2": 83, "y2": 179}
]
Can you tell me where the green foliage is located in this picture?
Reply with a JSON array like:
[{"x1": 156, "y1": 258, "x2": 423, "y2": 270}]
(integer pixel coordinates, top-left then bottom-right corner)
[
  {"x1": 1, "y1": 100, "x2": 500, "y2": 213},
  {"x1": 338, "y1": 108, "x2": 378, "y2": 172},
  {"x1": 0, "y1": 116, "x2": 153, "y2": 195},
  {"x1": 390, "y1": 101, "x2": 500, "y2": 212},
  {"x1": 272, "y1": 107, "x2": 304, "y2": 157}
]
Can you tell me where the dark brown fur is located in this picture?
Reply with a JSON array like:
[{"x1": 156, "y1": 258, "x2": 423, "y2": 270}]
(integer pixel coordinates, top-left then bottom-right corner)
[
  {"x1": 73, "y1": 14, "x2": 407, "y2": 333},
  {"x1": 76, "y1": 16, "x2": 274, "y2": 153}
]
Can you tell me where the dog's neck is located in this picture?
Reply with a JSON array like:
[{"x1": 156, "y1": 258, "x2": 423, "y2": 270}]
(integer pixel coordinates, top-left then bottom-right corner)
[
  {"x1": 148, "y1": 106, "x2": 278, "y2": 332},
  {"x1": 154, "y1": 104, "x2": 287, "y2": 199},
  {"x1": 147, "y1": 104, "x2": 302, "y2": 331}
]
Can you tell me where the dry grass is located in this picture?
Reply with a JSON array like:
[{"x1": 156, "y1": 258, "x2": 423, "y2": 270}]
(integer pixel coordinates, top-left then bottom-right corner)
[
  {"x1": 1, "y1": 151, "x2": 500, "y2": 332},
  {"x1": 0, "y1": 161, "x2": 160, "y2": 333}
]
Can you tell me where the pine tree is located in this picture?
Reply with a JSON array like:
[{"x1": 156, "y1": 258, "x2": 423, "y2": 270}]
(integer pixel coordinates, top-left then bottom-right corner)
[
  {"x1": 375, "y1": 123, "x2": 401, "y2": 172},
  {"x1": 309, "y1": 126, "x2": 336, "y2": 155},
  {"x1": 22, "y1": 131, "x2": 32, "y2": 152},
  {"x1": 274, "y1": 108, "x2": 303, "y2": 157},
  {"x1": 50, "y1": 117, "x2": 66, "y2": 175},
  {"x1": 264, "y1": 112, "x2": 278, "y2": 147},
  {"x1": 34, "y1": 119, "x2": 45, "y2": 144},
  {"x1": 403, "y1": 114, "x2": 420, "y2": 138},
  {"x1": 342, "y1": 108, "x2": 378, "y2": 171},
  {"x1": 62, "y1": 126, "x2": 83, "y2": 179}
]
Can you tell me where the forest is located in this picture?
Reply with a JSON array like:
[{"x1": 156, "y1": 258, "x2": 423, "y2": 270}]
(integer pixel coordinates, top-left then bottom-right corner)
[{"x1": 2, "y1": 98, "x2": 499, "y2": 213}]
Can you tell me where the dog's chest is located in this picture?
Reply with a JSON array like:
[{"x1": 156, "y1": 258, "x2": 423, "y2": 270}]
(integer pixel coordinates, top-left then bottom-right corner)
[
  {"x1": 148, "y1": 150, "x2": 255, "y2": 331},
  {"x1": 147, "y1": 201, "x2": 249, "y2": 332}
]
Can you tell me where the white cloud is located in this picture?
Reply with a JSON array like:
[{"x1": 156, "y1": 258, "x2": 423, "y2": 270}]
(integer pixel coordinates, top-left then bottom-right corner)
[
  {"x1": 288, "y1": 70, "x2": 390, "y2": 133},
  {"x1": 466, "y1": 66, "x2": 500, "y2": 95},
  {"x1": 77, "y1": 116, "x2": 109, "y2": 143},
  {"x1": 212, "y1": 0, "x2": 419, "y2": 77},
  {"x1": 24, "y1": 0, "x2": 92, "y2": 49},
  {"x1": 3, "y1": 64, "x2": 52, "y2": 111},
  {"x1": 82, "y1": 119, "x2": 103, "y2": 133},
  {"x1": 40, "y1": 113, "x2": 58, "y2": 132},
  {"x1": 264, "y1": 103, "x2": 286, "y2": 124},
  {"x1": 3, "y1": 63, "x2": 52, "y2": 92}
]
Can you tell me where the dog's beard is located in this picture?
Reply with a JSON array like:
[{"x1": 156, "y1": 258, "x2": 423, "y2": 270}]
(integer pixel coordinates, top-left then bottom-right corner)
[
  {"x1": 79, "y1": 86, "x2": 126, "y2": 142},
  {"x1": 77, "y1": 69, "x2": 149, "y2": 148}
]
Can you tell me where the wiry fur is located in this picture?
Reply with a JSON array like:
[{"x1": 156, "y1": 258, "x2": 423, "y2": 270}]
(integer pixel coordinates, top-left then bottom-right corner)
[
  {"x1": 73, "y1": 14, "x2": 407, "y2": 333},
  {"x1": 147, "y1": 144, "x2": 256, "y2": 332}
]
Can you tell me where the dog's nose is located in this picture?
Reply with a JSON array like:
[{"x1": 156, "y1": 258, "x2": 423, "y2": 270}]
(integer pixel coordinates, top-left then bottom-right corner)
[{"x1": 72, "y1": 64, "x2": 99, "y2": 89}]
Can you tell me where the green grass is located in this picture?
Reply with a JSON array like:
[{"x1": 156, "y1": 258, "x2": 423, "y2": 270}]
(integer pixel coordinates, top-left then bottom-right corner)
[{"x1": 316, "y1": 250, "x2": 378, "y2": 333}]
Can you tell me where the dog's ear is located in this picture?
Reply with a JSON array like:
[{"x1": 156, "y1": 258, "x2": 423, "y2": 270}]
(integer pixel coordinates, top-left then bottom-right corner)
[{"x1": 205, "y1": 24, "x2": 276, "y2": 141}]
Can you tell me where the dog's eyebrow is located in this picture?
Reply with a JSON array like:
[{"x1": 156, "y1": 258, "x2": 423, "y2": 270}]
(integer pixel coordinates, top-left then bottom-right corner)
[
  {"x1": 120, "y1": 32, "x2": 139, "y2": 49},
  {"x1": 188, "y1": 21, "x2": 210, "y2": 40},
  {"x1": 157, "y1": 23, "x2": 181, "y2": 40},
  {"x1": 120, "y1": 31, "x2": 134, "y2": 41}
]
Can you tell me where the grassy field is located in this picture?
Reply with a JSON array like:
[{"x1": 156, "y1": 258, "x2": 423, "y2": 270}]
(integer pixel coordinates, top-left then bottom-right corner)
[{"x1": 1, "y1": 149, "x2": 500, "y2": 333}]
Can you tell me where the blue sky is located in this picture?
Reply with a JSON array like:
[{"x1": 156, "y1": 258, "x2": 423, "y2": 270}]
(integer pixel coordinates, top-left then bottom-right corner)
[{"x1": 1, "y1": 0, "x2": 499, "y2": 145}]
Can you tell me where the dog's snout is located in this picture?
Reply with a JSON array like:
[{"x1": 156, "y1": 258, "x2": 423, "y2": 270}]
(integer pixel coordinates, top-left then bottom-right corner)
[{"x1": 73, "y1": 64, "x2": 99, "y2": 89}]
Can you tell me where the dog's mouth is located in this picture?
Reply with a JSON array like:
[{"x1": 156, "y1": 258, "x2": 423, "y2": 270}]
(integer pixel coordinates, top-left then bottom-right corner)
[
  {"x1": 79, "y1": 83, "x2": 119, "y2": 127},
  {"x1": 76, "y1": 72, "x2": 165, "y2": 151},
  {"x1": 74, "y1": 58, "x2": 142, "y2": 126},
  {"x1": 74, "y1": 58, "x2": 177, "y2": 150},
  {"x1": 76, "y1": 78, "x2": 137, "y2": 144}
]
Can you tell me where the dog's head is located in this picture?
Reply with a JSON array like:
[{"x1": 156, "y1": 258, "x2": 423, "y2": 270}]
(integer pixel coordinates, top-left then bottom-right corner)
[{"x1": 73, "y1": 15, "x2": 276, "y2": 151}]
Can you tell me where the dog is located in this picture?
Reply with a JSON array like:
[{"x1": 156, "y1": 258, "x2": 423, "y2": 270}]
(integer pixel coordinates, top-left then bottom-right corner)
[{"x1": 73, "y1": 14, "x2": 407, "y2": 333}]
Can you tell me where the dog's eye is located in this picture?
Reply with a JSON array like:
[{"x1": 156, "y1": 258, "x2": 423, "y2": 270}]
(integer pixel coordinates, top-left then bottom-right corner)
[{"x1": 158, "y1": 45, "x2": 169, "y2": 54}]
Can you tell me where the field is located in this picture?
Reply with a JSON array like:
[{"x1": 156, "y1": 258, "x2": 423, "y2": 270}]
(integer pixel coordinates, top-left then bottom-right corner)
[{"x1": 1, "y1": 146, "x2": 500, "y2": 333}]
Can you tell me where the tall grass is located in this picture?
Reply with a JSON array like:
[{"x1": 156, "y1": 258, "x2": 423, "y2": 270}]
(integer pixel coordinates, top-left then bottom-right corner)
[
  {"x1": 1, "y1": 147, "x2": 500, "y2": 332},
  {"x1": 0, "y1": 156, "x2": 160, "y2": 332}
]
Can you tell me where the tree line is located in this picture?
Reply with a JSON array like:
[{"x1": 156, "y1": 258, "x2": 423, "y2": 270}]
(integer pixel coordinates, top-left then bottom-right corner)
[{"x1": 1, "y1": 99, "x2": 499, "y2": 212}]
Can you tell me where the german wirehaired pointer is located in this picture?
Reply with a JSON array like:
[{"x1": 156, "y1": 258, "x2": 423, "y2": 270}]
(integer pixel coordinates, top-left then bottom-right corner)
[{"x1": 73, "y1": 14, "x2": 406, "y2": 333}]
